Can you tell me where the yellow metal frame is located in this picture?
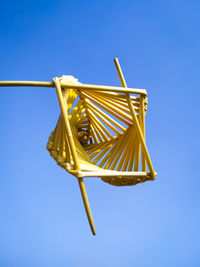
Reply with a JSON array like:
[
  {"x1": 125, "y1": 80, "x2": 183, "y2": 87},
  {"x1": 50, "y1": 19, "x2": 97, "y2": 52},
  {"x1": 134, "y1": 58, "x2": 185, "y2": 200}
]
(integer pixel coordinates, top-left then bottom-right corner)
[{"x1": 0, "y1": 58, "x2": 157, "y2": 235}]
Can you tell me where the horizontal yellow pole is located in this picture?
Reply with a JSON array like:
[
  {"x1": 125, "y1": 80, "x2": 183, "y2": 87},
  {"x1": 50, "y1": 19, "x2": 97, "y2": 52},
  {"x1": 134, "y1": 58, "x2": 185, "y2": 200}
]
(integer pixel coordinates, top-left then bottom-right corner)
[
  {"x1": 70, "y1": 170, "x2": 157, "y2": 178},
  {"x1": 0, "y1": 81, "x2": 54, "y2": 87},
  {"x1": 0, "y1": 80, "x2": 147, "y2": 95}
]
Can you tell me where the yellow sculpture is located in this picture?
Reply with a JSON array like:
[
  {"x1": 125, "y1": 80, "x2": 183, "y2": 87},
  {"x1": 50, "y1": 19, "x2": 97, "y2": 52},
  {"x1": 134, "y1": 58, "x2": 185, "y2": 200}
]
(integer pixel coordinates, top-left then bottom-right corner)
[{"x1": 0, "y1": 58, "x2": 157, "y2": 235}]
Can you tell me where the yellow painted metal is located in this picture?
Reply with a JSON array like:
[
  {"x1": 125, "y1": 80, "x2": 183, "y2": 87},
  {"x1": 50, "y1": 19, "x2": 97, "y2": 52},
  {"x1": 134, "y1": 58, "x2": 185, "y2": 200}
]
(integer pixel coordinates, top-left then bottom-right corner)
[
  {"x1": 88, "y1": 105, "x2": 121, "y2": 136},
  {"x1": 78, "y1": 178, "x2": 96, "y2": 235},
  {"x1": 0, "y1": 58, "x2": 156, "y2": 235},
  {"x1": 105, "y1": 128, "x2": 131, "y2": 170},
  {"x1": 0, "y1": 80, "x2": 147, "y2": 95},
  {"x1": 115, "y1": 128, "x2": 133, "y2": 171},
  {"x1": 81, "y1": 91, "x2": 131, "y2": 126},
  {"x1": 54, "y1": 77, "x2": 96, "y2": 235},
  {"x1": 54, "y1": 78, "x2": 80, "y2": 170},
  {"x1": 113, "y1": 58, "x2": 156, "y2": 179},
  {"x1": 86, "y1": 100, "x2": 125, "y2": 132},
  {"x1": 140, "y1": 95, "x2": 146, "y2": 171}
]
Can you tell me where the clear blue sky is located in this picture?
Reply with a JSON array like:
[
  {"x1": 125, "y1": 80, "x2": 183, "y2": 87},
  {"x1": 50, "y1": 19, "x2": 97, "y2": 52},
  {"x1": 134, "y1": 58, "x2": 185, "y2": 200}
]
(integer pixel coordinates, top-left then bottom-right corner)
[{"x1": 0, "y1": 0, "x2": 199, "y2": 266}]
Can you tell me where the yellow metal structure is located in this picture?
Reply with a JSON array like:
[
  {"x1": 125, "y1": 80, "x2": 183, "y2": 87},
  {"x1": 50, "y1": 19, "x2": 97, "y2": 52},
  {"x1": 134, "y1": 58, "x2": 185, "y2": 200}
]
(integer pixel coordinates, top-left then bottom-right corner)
[{"x1": 0, "y1": 58, "x2": 157, "y2": 235}]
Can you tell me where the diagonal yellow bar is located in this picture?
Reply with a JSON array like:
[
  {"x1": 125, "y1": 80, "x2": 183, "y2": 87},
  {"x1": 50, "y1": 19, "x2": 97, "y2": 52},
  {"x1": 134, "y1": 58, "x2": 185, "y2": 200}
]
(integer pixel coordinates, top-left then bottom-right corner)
[{"x1": 113, "y1": 58, "x2": 156, "y2": 179}]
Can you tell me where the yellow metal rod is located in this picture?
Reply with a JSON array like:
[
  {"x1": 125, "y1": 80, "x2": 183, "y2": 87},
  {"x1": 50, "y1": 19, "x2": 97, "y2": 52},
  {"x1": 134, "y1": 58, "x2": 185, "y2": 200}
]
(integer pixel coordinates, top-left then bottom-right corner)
[
  {"x1": 88, "y1": 91, "x2": 133, "y2": 122},
  {"x1": 128, "y1": 131, "x2": 137, "y2": 171},
  {"x1": 89, "y1": 116, "x2": 105, "y2": 142},
  {"x1": 54, "y1": 78, "x2": 80, "y2": 170},
  {"x1": 105, "y1": 128, "x2": 130, "y2": 169},
  {"x1": 0, "y1": 81, "x2": 54, "y2": 87},
  {"x1": 113, "y1": 58, "x2": 156, "y2": 179},
  {"x1": 87, "y1": 109, "x2": 111, "y2": 140},
  {"x1": 140, "y1": 95, "x2": 146, "y2": 171},
  {"x1": 90, "y1": 124, "x2": 99, "y2": 144},
  {"x1": 88, "y1": 105, "x2": 121, "y2": 136},
  {"x1": 0, "y1": 80, "x2": 147, "y2": 95},
  {"x1": 54, "y1": 78, "x2": 96, "y2": 235},
  {"x1": 86, "y1": 100, "x2": 125, "y2": 132},
  {"x1": 92, "y1": 144, "x2": 113, "y2": 164},
  {"x1": 81, "y1": 91, "x2": 131, "y2": 126},
  {"x1": 116, "y1": 128, "x2": 133, "y2": 171},
  {"x1": 122, "y1": 127, "x2": 135, "y2": 171},
  {"x1": 91, "y1": 92, "x2": 130, "y2": 114},
  {"x1": 78, "y1": 178, "x2": 96, "y2": 235},
  {"x1": 73, "y1": 170, "x2": 156, "y2": 178}
]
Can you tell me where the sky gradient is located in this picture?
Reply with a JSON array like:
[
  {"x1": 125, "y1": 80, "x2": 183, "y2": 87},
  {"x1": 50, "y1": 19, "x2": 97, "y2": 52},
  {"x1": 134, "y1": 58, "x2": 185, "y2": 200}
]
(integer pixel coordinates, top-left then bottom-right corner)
[{"x1": 0, "y1": 1, "x2": 200, "y2": 266}]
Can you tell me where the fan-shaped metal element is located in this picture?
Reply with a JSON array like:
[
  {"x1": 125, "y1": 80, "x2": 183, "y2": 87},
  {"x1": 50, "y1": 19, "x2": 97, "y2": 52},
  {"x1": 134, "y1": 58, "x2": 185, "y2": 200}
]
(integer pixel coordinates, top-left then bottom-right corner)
[{"x1": 47, "y1": 59, "x2": 156, "y2": 235}]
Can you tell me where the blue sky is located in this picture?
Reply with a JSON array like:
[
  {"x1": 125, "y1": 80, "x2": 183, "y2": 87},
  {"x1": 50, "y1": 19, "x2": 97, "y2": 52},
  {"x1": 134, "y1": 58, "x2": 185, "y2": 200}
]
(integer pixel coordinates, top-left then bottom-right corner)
[{"x1": 0, "y1": 0, "x2": 200, "y2": 266}]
